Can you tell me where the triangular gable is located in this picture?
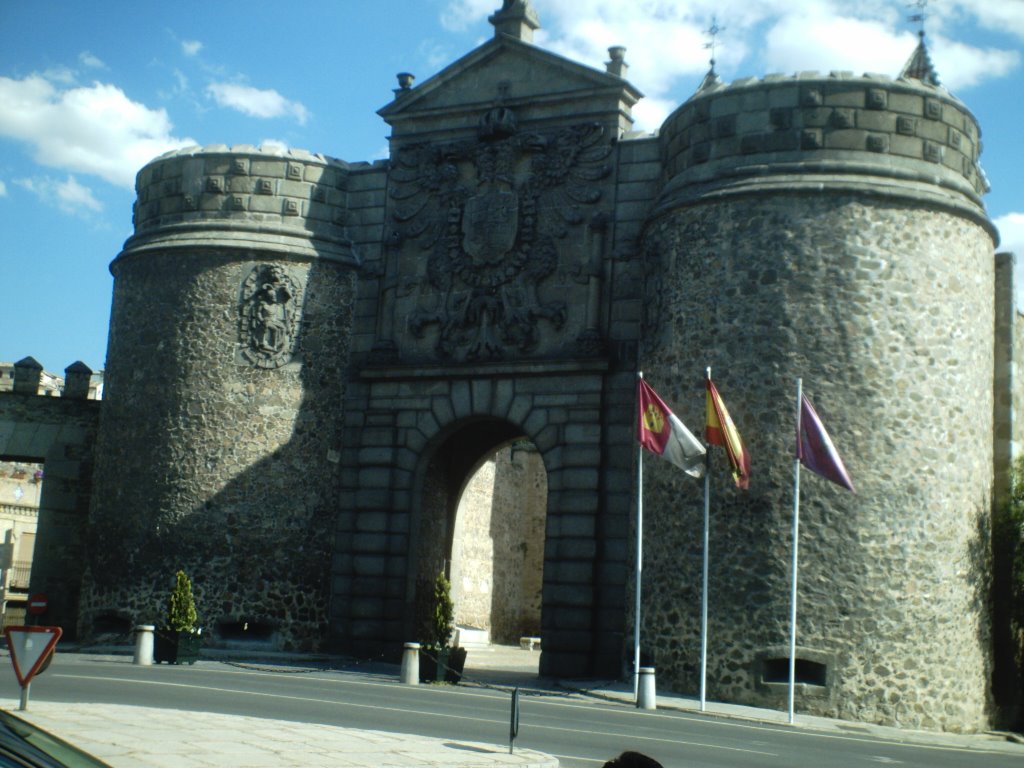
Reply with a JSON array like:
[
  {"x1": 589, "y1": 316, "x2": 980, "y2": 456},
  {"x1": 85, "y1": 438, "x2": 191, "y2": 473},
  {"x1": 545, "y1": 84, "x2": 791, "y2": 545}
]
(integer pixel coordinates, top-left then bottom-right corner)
[{"x1": 379, "y1": 34, "x2": 641, "y2": 125}]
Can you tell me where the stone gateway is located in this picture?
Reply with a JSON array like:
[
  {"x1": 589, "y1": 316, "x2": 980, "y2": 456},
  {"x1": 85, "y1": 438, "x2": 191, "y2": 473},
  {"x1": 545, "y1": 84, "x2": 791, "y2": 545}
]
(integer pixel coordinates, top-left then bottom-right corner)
[{"x1": 15, "y1": 1, "x2": 1021, "y2": 733}]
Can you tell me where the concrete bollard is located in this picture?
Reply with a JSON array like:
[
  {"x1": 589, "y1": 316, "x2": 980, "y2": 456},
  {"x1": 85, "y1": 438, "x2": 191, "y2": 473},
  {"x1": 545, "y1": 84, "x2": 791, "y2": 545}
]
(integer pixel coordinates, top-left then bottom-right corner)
[
  {"x1": 133, "y1": 625, "x2": 155, "y2": 666},
  {"x1": 400, "y1": 642, "x2": 420, "y2": 685},
  {"x1": 637, "y1": 666, "x2": 656, "y2": 710}
]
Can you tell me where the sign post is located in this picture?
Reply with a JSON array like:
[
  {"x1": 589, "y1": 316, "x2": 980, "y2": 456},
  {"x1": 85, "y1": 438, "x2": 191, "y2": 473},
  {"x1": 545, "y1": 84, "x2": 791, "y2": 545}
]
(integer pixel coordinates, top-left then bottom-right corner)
[
  {"x1": 509, "y1": 686, "x2": 520, "y2": 754},
  {"x1": 5, "y1": 626, "x2": 61, "y2": 711}
]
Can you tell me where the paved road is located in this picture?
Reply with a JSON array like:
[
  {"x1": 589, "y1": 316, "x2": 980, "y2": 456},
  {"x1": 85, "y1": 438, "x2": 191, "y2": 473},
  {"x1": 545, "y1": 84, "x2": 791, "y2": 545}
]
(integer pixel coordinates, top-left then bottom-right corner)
[{"x1": 2, "y1": 653, "x2": 1020, "y2": 767}]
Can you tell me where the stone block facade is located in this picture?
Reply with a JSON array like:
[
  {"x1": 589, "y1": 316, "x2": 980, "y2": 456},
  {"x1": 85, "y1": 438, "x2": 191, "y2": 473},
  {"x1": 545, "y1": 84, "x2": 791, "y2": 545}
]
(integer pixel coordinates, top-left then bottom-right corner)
[{"x1": 3, "y1": 2, "x2": 1011, "y2": 732}]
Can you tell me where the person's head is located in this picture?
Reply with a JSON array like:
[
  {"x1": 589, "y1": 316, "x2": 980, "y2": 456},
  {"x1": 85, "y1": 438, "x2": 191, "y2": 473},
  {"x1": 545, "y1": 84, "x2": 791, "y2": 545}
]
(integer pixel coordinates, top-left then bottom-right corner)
[{"x1": 602, "y1": 751, "x2": 663, "y2": 768}]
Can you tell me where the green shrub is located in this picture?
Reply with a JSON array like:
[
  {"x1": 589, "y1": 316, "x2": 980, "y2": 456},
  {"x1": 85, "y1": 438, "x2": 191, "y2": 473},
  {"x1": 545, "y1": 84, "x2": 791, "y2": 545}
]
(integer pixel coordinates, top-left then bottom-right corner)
[
  {"x1": 429, "y1": 570, "x2": 455, "y2": 651},
  {"x1": 166, "y1": 570, "x2": 198, "y2": 632}
]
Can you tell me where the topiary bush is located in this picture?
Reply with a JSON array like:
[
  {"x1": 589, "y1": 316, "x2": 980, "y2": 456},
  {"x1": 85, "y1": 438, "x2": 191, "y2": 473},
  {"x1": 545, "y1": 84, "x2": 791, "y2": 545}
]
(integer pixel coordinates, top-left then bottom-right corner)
[
  {"x1": 429, "y1": 570, "x2": 455, "y2": 651},
  {"x1": 166, "y1": 570, "x2": 198, "y2": 632}
]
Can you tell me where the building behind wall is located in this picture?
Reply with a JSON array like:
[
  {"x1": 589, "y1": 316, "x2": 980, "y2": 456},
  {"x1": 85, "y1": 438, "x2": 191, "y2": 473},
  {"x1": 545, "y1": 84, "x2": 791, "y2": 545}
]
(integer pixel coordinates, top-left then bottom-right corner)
[{"x1": 8, "y1": 0, "x2": 1020, "y2": 733}]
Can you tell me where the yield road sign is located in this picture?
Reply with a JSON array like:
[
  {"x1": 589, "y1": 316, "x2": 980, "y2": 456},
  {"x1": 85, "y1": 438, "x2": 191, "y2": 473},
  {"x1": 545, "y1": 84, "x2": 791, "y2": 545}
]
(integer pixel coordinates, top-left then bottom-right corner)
[{"x1": 5, "y1": 626, "x2": 61, "y2": 686}]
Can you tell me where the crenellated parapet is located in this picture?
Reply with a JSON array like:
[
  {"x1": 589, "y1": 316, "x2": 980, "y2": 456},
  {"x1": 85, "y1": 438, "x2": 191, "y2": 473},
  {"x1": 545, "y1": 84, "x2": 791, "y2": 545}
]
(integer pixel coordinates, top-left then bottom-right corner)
[
  {"x1": 657, "y1": 71, "x2": 991, "y2": 231},
  {"x1": 121, "y1": 145, "x2": 361, "y2": 265},
  {"x1": 5, "y1": 357, "x2": 95, "y2": 400}
]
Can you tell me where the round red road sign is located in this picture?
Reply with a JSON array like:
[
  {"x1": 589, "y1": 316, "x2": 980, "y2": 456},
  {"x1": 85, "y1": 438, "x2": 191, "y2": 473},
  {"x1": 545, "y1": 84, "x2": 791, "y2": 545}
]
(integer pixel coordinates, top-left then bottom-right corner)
[{"x1": 27, "y1": 594, "x2": 48, "y2": 615}]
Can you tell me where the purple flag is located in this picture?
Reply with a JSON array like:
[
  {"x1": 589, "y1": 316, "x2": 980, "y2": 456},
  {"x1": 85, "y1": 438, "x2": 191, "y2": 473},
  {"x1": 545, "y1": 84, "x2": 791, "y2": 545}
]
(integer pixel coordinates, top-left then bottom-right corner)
[{"x1": 797, "y1": 395, "x2": 855, "y2": 492}]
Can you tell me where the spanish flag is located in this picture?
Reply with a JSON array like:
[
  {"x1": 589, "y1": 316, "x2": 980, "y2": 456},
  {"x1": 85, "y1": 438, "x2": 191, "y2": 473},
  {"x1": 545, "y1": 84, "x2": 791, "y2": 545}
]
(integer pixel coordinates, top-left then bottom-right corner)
[
  {"x1": 705, "y1": 376, "x2": 751, "y2": 489},
  {"x1": 638, "y1": 378, "x2": 706, "y2": 478}
]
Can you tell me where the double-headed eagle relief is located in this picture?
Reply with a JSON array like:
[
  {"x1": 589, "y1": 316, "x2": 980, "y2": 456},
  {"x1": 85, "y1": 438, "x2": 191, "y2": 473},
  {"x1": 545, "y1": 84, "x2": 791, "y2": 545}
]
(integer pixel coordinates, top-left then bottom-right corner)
[
  {"x1": 388, "y1": 107, "x2": 612, "y2": 361},
  {"x1": 239, "y1": 264, "x2": 303, "y2": 369}
]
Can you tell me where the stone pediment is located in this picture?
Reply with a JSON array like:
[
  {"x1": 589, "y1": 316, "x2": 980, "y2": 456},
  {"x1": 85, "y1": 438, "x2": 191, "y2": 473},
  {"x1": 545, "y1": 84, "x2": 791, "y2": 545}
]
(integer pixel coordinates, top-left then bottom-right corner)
[{"x1": 379, "y1": 36, "x2": 641, "y2": 140}]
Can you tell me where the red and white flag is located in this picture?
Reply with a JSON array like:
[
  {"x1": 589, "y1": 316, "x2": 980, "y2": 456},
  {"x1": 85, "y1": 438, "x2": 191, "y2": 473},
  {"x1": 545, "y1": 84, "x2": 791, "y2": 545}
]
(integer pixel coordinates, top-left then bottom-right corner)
[{"x1": 637, "y1": 378, "x2": 706, "y2": 478}]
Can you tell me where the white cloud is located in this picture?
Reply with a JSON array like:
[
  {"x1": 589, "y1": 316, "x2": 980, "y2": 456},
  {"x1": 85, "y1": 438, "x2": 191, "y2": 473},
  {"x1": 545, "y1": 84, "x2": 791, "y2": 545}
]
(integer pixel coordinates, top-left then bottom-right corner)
[
  {"x1": 762, "y1": 13, "x2": 909, "y2": 76},
  {"x1": 949, "y1": 0, "x2": 1024, "y2": 40},
  {"x1": 16, "y1": 175, "x2": 103, "y2": 216},
  {"x1": 206, "y1": 82, "x2": 310, "y2": 125},
  {"x1": 0, "y1": 74, "x2": 195, "y2": 188},
  {"x1": 438, "y1": 0, "x2": 1020, "y2": 133},
  {"x1": 0, "y1": 180, "x2": 6, "y2": 197},
  {"x1": 929, "y1": 37, "x2": 1019, "y2": 91},
  {"x1": 995, "y1": 213, "x2": 1024, "y2": 309},
  {"x1": 41, "y1": 66, "x2": 77, "y2": 86},
  {"x1": 78, "y1": 51, "x2": 105, "y2": 69},
  {"x1": 259, "y1": 139, "x2": 289, "y2": 154},
  {"x1": 441, "y1": 0, "x2": 496, "y2": 31},
  {"x1": 182, "y1": 40, "x2": 203, "y2": 57},
  {"x1": 995, "y1": 212, "x2": 1024, "y2": 253}
]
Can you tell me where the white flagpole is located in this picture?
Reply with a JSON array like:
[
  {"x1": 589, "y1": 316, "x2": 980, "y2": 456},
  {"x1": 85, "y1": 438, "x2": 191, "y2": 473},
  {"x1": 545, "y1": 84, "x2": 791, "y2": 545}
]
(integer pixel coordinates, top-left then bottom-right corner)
[
  {"x1": 634, "y1": 372, "x2": 644, "y2": 701},
  {"x1": 788, "y1": 378, "x2": 803, "y2": 724},
  {"x1": 700, "y1": 367, "x2": 711, "y2": 712}
]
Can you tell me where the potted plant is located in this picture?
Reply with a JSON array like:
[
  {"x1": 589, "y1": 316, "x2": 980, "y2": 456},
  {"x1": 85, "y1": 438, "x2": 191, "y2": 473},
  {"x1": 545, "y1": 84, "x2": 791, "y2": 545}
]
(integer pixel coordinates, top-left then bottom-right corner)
[
  {"x1": 420, "y1": 570, "x2": 467, "y2": 683},
  {"x1": 154, "y1": 570, "x2": 202, "y2": 664}
]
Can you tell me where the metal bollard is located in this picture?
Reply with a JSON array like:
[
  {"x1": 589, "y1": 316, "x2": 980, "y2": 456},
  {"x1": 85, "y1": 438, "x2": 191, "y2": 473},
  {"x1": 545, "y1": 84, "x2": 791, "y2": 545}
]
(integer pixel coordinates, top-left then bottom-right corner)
[
  {"x1": 637, "y1": 666, "x2": 656, "y2": 710},
  {"x1": 133, "y1": 625, "x2": 155, "y2": 666},
  {"x1": 400, "y1": 642, "x2": 420, "y2": 685}
]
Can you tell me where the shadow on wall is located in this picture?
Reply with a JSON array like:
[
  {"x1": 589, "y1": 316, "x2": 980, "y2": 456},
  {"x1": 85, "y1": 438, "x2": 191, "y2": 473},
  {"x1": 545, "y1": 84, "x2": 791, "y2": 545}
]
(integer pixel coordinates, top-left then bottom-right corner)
[{"x1": 83, "y1": 253, "x2": 354, "y2": 653}]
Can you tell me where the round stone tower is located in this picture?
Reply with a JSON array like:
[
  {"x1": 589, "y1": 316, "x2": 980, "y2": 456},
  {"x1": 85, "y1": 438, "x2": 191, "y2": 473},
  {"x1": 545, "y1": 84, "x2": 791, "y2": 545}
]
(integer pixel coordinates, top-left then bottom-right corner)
[
  {"x1": 83, "y1": 146, "x2": 359, "y2": 650},
  {"x1": 640, "y1": 69, "x2": 996, "y2": 730}
]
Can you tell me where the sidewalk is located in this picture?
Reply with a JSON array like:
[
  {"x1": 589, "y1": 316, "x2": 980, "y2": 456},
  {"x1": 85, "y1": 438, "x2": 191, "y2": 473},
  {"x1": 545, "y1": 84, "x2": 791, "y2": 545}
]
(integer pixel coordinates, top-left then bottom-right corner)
[{"x1": 8, "y1": 701, "x2": 557, "y2": 768}]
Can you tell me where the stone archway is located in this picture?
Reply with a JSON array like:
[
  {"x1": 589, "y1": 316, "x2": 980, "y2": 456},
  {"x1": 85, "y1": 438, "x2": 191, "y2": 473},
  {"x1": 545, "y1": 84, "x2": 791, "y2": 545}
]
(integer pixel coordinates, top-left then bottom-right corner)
[
  {"x1": 332, "y1": 365, "x2": 628, "y2": 681},
  {"x1": 408, "y1": 418, "x2": 547, "y2": 649},
  {"x1": 0, "y1": 366, "x2": 99, "y2": 638}
]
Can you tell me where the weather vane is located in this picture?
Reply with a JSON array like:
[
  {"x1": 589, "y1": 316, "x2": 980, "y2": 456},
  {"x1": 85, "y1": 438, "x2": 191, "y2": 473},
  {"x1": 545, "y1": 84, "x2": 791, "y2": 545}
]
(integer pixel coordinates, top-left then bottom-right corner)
[
  {"x1": 704, "y1": 16, "x2": 725, "y2": 70},
  {"x1": 908, "y1": 0, "x2": 929, "y2": 40}
]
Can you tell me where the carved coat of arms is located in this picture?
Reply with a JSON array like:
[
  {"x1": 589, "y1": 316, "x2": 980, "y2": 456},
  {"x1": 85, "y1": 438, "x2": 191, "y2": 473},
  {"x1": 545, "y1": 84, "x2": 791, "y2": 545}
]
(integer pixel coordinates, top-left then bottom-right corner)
[
  {"x1": 388, "y1": 108, "x2": 611, "y2": 361},
  {"x1": 239, "y1": 264, "x2": 303, "y2": 368}
]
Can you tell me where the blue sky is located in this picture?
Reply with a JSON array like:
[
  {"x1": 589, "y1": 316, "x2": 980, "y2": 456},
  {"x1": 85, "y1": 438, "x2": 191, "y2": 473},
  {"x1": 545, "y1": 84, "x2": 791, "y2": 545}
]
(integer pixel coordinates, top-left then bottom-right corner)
[{"x1": 2, "y1": 0, "x2": 1022, "y2": 375}]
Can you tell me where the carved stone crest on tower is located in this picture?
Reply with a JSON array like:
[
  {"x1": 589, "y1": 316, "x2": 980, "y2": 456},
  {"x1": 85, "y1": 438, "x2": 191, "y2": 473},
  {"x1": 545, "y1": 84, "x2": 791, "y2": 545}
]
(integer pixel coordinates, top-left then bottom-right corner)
[{"x1": 239, "y1": 264, "x2": 303, "y2": 368}]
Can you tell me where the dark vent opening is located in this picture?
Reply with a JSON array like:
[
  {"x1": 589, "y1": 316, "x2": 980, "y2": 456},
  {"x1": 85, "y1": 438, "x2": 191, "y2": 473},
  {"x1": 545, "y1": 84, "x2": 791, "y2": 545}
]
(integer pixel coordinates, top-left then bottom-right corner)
[
  {"x1": 763, "y1": 657, "x2": 827, "y2": 686},
  {"x1": 92, "y1": 613, "x2": 132, "y2": 636},
  {"x1": 216, "y1": 619, "x2": 276, "y2": 641}
]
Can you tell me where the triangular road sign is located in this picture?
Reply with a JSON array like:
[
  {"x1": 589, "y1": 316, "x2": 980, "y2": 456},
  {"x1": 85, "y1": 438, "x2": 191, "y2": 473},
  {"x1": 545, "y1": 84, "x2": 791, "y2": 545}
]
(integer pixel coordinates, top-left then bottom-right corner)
[{"x1": 5, "y1": 626, "x2": 62, "y2": 687}]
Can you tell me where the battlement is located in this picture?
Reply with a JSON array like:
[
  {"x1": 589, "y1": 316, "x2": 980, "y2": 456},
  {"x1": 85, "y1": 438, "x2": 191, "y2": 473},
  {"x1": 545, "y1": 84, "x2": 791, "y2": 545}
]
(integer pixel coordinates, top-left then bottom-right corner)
[
  {"x1": 119, "y1": 145, "x2": 366, "y2": 265},
  {"x1": 1, "y1": 358, "x2": 99, "y2": 400},
  {"x1": 657, "y1": 70, "x2": 990, "y2": 226}
]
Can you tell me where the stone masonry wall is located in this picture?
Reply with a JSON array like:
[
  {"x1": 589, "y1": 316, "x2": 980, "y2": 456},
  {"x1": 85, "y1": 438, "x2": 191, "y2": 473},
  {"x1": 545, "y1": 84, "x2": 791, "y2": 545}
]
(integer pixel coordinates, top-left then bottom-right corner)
[
  {"x1": 83, "y1": 148, "x2": 358, "y2": 650},
  {"x1": 0, "y1": 393, "x2": 99, "y2": 637},
  {"x1": 640, "y1": 194, "x2": 994, "y2": 731}
]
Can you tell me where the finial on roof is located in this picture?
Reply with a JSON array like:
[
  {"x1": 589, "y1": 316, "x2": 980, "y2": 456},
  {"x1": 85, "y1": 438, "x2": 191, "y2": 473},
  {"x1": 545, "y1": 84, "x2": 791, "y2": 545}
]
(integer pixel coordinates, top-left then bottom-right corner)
[
  {"x1": 606, "y1": 46, "x2": 628, "y2": 78},
  {"x1": 697, "y1": 17, "x2": 724, "y2": 92},
  {"x1": 489, "y1": 0, "x2": 541, "y2": 43},
  {"x1": 900, "y1": 0, "x2": 940, "y2": 85}
]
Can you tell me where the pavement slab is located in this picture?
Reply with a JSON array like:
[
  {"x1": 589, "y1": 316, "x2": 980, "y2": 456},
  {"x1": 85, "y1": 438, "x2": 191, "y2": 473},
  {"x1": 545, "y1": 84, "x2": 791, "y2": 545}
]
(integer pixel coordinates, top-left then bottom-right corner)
[{"x1": 4, "y1": 701, "x2": 559, "y2": 768}]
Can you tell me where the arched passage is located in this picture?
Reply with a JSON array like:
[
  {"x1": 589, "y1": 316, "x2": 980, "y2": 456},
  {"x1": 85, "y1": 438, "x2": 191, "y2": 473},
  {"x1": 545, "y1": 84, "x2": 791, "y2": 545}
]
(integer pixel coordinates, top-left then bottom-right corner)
[
  {"x1": 451, "y1": 441, "x2": 546, "y2": 645},
  {"x1": 409, "y1": 418, "x2": 546, "y2": 650}
]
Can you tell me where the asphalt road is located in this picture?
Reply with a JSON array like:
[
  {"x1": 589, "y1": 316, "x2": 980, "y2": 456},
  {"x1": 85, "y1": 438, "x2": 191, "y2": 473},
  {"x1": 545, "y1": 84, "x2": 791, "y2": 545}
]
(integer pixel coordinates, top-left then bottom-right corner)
[{"x1": 1, "y1": 654, "x2": 1020, "y2": 768}]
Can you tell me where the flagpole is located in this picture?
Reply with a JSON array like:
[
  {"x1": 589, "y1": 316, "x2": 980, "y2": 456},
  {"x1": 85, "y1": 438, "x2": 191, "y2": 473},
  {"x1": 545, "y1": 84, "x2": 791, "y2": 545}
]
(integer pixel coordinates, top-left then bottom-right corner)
[
  {"x1": 700, "y1": 367, "x2": 711, "y2": 712},
  {"x1": 788, "y1": 378, "x2": 803, "y2": 725},
  {"x1": 634, "y1": 372, "x2": 644, "y2": 702}
]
